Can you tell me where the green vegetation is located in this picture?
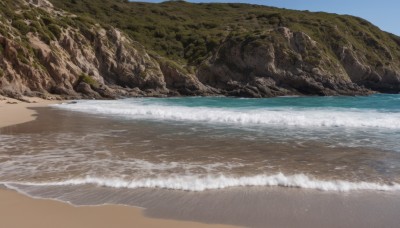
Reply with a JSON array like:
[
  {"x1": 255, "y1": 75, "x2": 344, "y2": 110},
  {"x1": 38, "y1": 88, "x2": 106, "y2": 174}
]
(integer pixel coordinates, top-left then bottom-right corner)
[
  {"x1": 79, "y1": 73, "x2": 99, "y2": 88},
  {"x1": 0, "y1": 0, "x2": 399, "y2": 75},
  {"x1": 49, "y1": 0, "x2": 400, "y2": 68},
  {"x1": 0, "y1": 0, "x2": 96, "y2": 45},
  {"x1": 12, "y1": 20, "x2": 30, "y2": 35},
  {"x1": 47, "y1": 24, "x2": 62, "y2": 40}
]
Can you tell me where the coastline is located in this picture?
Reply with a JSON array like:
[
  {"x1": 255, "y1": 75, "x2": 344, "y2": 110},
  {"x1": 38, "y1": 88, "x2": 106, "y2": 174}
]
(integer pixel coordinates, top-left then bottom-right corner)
[
  {"x1": 0, "y1": 96, "x2": 61, "y2": 128},
  {"x1": 0, "y1": 96, "x2": 236, "y2": 228},
  {"x1": 0, "y1": 189, "x2": 235, "y2": 228}
]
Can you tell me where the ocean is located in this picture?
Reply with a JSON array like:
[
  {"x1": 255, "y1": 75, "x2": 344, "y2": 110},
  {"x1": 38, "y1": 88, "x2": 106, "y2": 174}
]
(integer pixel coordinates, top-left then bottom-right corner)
[{"x1": 1, "y1": 94, "x2": 400, "y2": 227}]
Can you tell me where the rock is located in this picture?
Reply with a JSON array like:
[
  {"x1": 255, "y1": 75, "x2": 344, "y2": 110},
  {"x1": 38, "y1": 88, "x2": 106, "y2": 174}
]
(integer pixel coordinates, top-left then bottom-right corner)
[
  {"x1": 75, "y1": 82, "x2": 101, "y2": 99},
  {"x1": 0, "y1": 1, "x2": 399, "y2": 99},
  {"x1": 159, "y1": 61, "x2": 210, "y2": 95},
  {"x1": 197, "y1": 27, "x2": 384, "y2": 97}
]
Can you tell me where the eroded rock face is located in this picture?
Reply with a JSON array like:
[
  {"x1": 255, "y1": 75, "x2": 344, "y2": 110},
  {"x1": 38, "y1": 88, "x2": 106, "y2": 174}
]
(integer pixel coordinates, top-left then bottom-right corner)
[
  {"x1": 197, "y1": 27, "x2": 372, "y2": 97},
  {"x1": 338, "y1": 46, "x2": 400, "y2": 93},
  {"x1": 0, "y1": 27, "x2": 170, "y2": 99},
  {"x1": 0, "y1": 0, "x2": 171, "y2": 99},
  {"x1": 1, "y1": 1, "x2": 400, "y2": 99},
  {"x1": 0, "y1": 0, "x2": 173, "y2": 99},
  {"x1": 28, "y1": 0, "x2": 53, "y2": 8},
  {"x1": 0, "y1": 36, "x2": 50, "y2": 99},
  {"x1": 158, "y1": 61, "x2": 215, "y2": 96}
]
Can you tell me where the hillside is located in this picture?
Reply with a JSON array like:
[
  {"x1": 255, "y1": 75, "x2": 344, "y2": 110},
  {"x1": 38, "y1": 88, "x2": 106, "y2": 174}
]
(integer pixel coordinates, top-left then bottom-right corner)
[{"x1": 1, "y1": 0, "x2": 400, "y2": 99}]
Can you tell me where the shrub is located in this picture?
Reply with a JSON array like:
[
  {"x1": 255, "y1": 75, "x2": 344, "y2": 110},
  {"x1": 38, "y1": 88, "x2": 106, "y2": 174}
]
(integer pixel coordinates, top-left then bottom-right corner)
[
  {"x1": 48, "y1": 24, "x2": 62, "y2": 40},
  {"x1": 79, "y1": 73, "x2": 99, "y2": 88},
  {"x1": 12, "y1": 19, "x2": 30, "y2": 35}
]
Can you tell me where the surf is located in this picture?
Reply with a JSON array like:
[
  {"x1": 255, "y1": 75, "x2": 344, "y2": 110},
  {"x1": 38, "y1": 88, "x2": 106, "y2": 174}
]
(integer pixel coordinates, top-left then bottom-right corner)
[
  {"x1": 4, "y1": 173, "x2": 400, "y2": 192},
  {"x1": 54, "y1": 97, "x2": 400, "y2": 129}
]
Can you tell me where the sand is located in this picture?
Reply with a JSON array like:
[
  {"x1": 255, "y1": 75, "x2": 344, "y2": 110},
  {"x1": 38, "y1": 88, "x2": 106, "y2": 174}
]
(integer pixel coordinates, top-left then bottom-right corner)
[
  {"x1": 0, "y1": 96, "x2": 236, "y2": 228},
  {"x1": 0, "y1": 96, "x2": 60, "y2": 128},
  {"x1": 0, "y1": 189, "x2": 236, "y2": 228}
]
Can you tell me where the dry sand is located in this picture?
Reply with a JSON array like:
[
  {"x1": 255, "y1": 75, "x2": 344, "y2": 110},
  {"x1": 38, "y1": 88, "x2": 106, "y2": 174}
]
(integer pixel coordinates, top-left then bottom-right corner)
[
  {"x1": 0, "y1": 96, "x2": 236, "y2": 228},
  {"x1": 0, "y1": 96, "x2": 60, "y2": 128}
]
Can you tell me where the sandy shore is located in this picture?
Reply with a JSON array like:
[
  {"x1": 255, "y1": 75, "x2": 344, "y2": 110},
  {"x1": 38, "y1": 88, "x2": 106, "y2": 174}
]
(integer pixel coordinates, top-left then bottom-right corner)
[
  {"x1": 0, "y1": 96, "x2": 236, "y2": 228},
  {"x1": 0, "y1": 96, "x2": 60, "y2": 128},
  {"x1": 0, "y1": 189, "x2": 236, "y2": 228}
]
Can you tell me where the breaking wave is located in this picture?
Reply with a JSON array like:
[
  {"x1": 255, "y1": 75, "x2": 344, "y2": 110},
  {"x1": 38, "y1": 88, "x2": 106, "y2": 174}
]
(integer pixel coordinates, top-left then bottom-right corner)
[
  {"x1": 54, "y1": 100, "x2": 400, "y2": 129},
  {"x1": 4, "y1": 173, "x2": 400, "y2": 192}
]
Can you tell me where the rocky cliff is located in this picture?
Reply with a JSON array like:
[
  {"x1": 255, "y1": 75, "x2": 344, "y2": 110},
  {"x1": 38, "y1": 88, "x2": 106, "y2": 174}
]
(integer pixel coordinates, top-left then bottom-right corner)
[
  {"x1": 1, "y1": 0, "x2": 399, "y2": 99},
  {"x1": 0, "y1": 0, "x2": 173, "y2": 99}
]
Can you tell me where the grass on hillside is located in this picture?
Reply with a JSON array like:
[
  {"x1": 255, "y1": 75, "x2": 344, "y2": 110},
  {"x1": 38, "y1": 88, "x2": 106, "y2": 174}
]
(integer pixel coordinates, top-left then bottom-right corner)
[
  {"x1": 49, "y1": 0, "x2": 400, "y2": 68},
  {"x1": 1, "y1": 0, "x2": 399, "y2": 70}
]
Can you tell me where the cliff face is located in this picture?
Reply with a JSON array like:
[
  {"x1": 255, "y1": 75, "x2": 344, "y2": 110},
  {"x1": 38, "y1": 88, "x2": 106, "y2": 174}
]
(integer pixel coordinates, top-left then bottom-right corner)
[
  {"x1": 198, "y1": 26, "x2": 400, "y2": 97},
  {"x1": 338, "y1": 45, "x2": 400, "y2": 93},
  {"x1": 198, "y1": 27, "x2": 368, "y2": 97},
  {"x1": 1, "y1": 0, "x2": 399, "y2": 99},
  {"x1": 0, "y1": 0, "x2": 173, "y2": 99}
]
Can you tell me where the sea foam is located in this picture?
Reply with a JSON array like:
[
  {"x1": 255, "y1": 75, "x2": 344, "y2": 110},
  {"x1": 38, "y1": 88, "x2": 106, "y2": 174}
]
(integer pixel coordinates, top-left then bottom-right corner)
[
  {"x1": 54, "y1": 100, "x2": 400, "y2": 129},
  {"x1": 4, "y1": 173, "x2": 400, "y2": 192}
]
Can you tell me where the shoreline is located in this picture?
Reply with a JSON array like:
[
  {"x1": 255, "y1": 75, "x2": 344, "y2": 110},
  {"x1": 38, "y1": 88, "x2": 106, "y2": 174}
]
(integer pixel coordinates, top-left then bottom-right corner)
[
  {"x1": 0, "y1": 188, "x2": 235, "y2": 228},
  {"x1": 0, "y1": 96, "x2": 236, "y2": 228},
  {"x1": 0, "y1": 96, "x2": 62, "y2": 128},
  {"x1": 2, "y1": 96, "x2": 400, "y2": 227}
]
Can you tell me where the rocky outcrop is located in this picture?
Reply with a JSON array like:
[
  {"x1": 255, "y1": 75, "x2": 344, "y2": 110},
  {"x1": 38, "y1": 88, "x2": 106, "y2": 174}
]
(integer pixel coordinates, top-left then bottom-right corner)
[
  {"x1": 0, "y1": 27, "x2": 169, "y2": 99},
  {"x1": 1, "y1": 0, "x2": 399, "y2": 99},
  {"x1": 338, "y1": 46, "x2": 400, "y2": 93},
  {"x1": 158, "y1": 60, "x2": 217, "y2": 96},
  {"x1": 28, "y1": 0, "x2": 53, "y2": 8},
  {"x1": 0, "y1": 0, "x2": 171, "y2": 99},
  {"x1": 197, "y1": 27, "x2": 372, "y2": 97}
]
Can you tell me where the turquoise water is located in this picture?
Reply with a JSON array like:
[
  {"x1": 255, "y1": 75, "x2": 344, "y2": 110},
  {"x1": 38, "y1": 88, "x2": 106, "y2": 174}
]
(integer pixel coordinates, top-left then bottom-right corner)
[
  {"x1": 53, "y1": 94, "x2": 400, "y2": 153},
  {"x1": 138, "y1": 94, "x2": 400, "y2": 111}
]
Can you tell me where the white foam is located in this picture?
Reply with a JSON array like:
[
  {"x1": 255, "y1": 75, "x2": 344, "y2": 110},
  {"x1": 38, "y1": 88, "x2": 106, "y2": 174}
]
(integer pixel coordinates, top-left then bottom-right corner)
[
  {"x1": 4, "y1": 173, "x2": 400, "y2": 192},
  {"x1": 54, "y1": 100, "x2": 400, "y2": 129}
]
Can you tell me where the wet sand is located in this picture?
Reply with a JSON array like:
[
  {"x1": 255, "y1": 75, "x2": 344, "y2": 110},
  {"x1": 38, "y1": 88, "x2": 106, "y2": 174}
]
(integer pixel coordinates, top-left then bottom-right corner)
[
  {"x1": 7, "y1": 183, "x2": 400, "y2": 228},
  {"x1": 0, "y1": 189, "x2": 235, "y2": 228},
  {"x1": 1, "y1": 97, "x2": 400, "y2": 228},
  {"x1": 0, "y1": 97, "x2": 236, "y2": 228}
]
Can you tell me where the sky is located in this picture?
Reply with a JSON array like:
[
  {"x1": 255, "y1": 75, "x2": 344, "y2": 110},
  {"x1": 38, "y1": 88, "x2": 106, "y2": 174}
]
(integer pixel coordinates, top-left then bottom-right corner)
[{"x1": 130, "y1": 0, "x2": 400, "y2": 35}]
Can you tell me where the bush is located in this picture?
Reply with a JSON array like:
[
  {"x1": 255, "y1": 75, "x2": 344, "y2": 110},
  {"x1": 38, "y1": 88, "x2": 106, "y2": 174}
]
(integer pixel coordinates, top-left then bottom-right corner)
[
  {"x1": 40, "y1": 34, "x2": 52, "y2": 44},
  {"x1": 48, "y1": 24, "x2": 62, "y2": 40},
  {"x1": 23, "y1": 10, "x2": 37, "y2": 20},
  {"x1": 79, "y1": 74, "x2": 99, "y2": 88},
  {"x1": 41, "y1": 15, "x2": 55, "y2": 25},
  {"x1": 12, "y1": 20, "x2": 30, "y2": 35}
]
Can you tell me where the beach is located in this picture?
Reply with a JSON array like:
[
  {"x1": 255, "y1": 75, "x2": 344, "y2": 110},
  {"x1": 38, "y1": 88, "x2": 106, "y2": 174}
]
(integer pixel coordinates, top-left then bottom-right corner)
[
  {"x1": 2, "y1": 0, "x2": 400, "y2": 227},
  {"x1": 0, "y1": 188, "x2": 237, "y2": 228},
  {"x1": 1, "y1": 95, "x2": 400, "y2": 228},
  {"x1": 0, "y1": 96, "x2": 235, "y2": 228},
  {"x1": 0, "y1": 96, "x2": 60, "y2": 128}
]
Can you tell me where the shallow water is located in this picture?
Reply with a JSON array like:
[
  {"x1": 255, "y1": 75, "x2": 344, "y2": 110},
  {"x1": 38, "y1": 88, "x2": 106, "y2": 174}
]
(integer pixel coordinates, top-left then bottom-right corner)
[
  {"x1": 1, "y1": 95, "x2": 400, "y2": 191},
  {"x1": 1, "y1": 95, "x2": 400, "y2": 227}
]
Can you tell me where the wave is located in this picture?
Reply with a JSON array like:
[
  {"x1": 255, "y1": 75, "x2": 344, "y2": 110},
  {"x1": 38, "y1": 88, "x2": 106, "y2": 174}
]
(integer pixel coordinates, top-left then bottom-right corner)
[
  {"x1": 54, "y1": 100, "x2": 400, "y2": 129},
  {"x1": 4, "y1": 173, "x2": 400, "y2": 192}
]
